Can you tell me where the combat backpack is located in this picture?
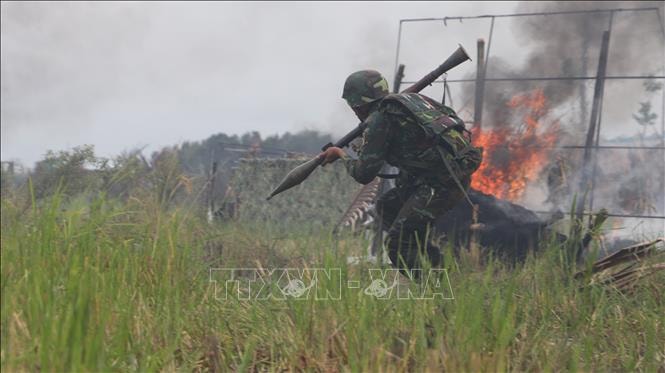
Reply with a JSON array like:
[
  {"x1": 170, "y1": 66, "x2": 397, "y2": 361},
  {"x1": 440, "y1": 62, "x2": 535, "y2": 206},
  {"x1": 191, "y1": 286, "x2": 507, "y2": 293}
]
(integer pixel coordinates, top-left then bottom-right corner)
[{"x1": 382, "y1": 93, "x2": 484, "y2": 206}]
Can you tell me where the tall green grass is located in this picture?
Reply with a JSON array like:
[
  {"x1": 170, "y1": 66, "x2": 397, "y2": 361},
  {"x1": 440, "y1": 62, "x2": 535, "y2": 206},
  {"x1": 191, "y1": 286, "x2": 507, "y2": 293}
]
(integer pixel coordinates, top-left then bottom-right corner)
[{"x1": 1, "y1": 191, "x2": 663, "y2": 371}]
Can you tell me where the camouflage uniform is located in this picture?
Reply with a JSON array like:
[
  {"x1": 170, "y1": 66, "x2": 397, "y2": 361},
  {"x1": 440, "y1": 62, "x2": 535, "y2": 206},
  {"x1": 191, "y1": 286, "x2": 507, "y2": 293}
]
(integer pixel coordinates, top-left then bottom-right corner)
[{"x1": 341, "y1": 71, "x2": 482, "y2": 274}]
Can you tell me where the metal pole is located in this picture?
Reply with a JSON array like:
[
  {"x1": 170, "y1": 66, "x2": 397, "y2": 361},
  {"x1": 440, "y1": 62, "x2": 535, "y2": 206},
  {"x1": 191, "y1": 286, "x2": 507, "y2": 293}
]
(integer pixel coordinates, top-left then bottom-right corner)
[
  {"x1": 579, "y1": 26, "x2": 590, "y2": 134},
  {"x1": 532, "y1": 210, "x2": 665, "y2": 220},
  {"x1": 657, "y1": 7, "x2": 665, "y2": 38},
  {"x1": 393, "y1": 64, "x2": 405, "y2": 93},
  {"x1": 393, "y1": 21, "x2": 403, "y2": 79},
  {"x1": 661, "y1": 64, "x2": 665, "y2": 212},
  {"x1": 577, "y1": 30, "x2": 610, "y2": 219},
  {"x1": 484, "y1": 17, "x2": 495, "y2": 69},
  {"x1": 661, "y1": 6, "x2": 665, "y2": 208},
  {"x1": 399, "y1": 7, "x2": 660, "y2": 23},
  {"x1": 589, "y1": 12, "x2": 614, "y2": 213},
  {"x1": 559, "y1": 145, "x2": 665, "y2": 150},
  {"x1": 401, "y1": 75, "x2": 665, "y2": 84},
  {"x1": 473, "y1": 39, "x2": 486, "y2": 130}
]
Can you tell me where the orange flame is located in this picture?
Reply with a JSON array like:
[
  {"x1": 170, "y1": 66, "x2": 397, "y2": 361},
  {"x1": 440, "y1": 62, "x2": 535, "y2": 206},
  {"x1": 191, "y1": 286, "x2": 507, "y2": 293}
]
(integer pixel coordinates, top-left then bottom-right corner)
[{"x1": 471, "y1": 89, "x2": 559, "y2": 201}]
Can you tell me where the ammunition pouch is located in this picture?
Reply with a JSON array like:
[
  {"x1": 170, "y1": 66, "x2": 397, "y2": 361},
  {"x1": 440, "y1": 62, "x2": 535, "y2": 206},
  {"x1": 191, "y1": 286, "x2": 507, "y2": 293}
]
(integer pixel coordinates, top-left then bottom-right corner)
[
  {"x1": 450, "y1": 142, "x2": 483, "y2": 179},
  {"x1": 420, "y1": 119, "x2": 483, "y2": 182}
]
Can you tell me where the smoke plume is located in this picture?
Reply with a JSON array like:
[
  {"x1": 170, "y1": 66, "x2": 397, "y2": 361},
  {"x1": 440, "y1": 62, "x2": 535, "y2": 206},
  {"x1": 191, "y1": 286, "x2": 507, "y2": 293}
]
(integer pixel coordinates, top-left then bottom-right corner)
[
  {"x1": 463, "y1": 1, "x2": 664, "y2": 225},
  {"x1": 472, "y1": 1, "x2": 664, "y2": 132}
]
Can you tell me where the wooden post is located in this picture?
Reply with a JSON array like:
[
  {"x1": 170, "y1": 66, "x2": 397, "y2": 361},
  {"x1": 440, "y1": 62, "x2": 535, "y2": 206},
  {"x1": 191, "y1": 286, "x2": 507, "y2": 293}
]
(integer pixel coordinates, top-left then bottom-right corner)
[
  {"x1": 210, "y1": 161, "x2": 218, "y2": 213},
  {"x1": 576, "y1": 31, "x2": 610, "y2": 219},
  {"x1": 469, "y1": 204, "x2": 482, "y2": 267},
  {"x1": 207, "y1": 155, "x2": 218, "y2": 223},
  {"x1": 473, "y1": 39, "x2": 486, "y2": 130}
]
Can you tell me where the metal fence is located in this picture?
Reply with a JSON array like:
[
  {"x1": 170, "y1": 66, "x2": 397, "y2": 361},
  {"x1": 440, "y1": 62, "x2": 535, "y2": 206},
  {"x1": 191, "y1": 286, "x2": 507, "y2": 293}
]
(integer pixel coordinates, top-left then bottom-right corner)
[{"x1": 393, "y1": 7, "x2": 665, "y2": 222}]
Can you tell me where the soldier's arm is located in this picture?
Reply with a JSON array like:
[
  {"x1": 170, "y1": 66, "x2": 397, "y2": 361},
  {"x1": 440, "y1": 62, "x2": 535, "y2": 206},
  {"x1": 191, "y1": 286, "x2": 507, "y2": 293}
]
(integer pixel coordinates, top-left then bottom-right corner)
[{"x1": 342, "y1": 110, "x2": 390, "y2": 184}]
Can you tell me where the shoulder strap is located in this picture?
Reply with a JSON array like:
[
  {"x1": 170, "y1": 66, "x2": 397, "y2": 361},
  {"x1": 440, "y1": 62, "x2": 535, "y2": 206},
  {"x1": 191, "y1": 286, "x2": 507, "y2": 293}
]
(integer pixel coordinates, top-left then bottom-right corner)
[
  {"x1": 435, "y1": 146, "x2": 475, "y2": 208},
  {"x1": 383, "y1": 93, "x2": 466, "y2": 138}
]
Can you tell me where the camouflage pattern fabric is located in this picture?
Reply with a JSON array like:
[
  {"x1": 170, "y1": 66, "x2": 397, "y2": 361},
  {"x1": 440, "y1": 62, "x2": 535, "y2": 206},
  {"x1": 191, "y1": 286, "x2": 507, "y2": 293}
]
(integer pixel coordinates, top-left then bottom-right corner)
[
  {"x1": 341, "y1": 92, "x2": 481, "y2": 274},
  {"x1": 376, "y1": 176, "x2": 468, "y2": 276},
  {"x1": 342, "y1": 70, "x2": 390, "y2": 108}
]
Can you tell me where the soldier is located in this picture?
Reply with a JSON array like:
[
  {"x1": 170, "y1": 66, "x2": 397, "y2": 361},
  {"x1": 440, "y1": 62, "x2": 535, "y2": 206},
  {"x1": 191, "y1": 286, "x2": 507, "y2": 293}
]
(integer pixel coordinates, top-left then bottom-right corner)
[{"x1": 320, "y1": 70, "x2": 482, "y2": 276}]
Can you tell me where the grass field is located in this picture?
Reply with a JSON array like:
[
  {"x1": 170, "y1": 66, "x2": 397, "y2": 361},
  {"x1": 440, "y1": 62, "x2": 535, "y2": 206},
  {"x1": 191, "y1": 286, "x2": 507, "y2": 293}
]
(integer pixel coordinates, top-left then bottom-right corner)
[{"x1": 1, "y1": 190, "x2": 664, "y2": 371}]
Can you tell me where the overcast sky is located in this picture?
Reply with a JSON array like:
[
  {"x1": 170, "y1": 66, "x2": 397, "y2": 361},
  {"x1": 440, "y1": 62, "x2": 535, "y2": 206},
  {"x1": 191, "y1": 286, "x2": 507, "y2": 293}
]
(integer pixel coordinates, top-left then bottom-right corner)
[{"x1": 2, "y1": 1, "x2": 664, "y2": 167}]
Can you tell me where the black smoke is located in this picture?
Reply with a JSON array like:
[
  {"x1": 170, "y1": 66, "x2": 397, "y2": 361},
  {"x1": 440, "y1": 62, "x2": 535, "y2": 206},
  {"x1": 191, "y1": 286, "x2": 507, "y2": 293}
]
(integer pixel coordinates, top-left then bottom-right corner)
[{"x1": 470, "y1": 1, "x2": 664, "y2": 132}]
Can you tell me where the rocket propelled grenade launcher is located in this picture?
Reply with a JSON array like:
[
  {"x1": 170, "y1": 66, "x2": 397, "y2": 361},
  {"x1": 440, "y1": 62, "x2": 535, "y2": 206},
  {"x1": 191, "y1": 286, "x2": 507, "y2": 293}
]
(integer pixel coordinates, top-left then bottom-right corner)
[{"x1": 267, "y1": 44, "x2": 471, "y2": 200}]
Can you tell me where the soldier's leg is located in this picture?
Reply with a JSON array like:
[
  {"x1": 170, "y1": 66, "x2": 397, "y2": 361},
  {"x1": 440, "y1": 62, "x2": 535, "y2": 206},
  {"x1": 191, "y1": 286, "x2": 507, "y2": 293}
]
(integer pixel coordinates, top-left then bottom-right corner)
[
  {"x1": 386, "y1": 183, "x2": 465, "y2": 275},
  {"x1": 375, "y1": 185, "x2": 415, "y2": 232}
]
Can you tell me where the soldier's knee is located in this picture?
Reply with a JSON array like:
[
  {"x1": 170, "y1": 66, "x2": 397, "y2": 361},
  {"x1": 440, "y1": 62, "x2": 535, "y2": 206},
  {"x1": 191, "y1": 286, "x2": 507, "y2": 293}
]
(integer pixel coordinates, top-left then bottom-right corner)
[{"x1": 376, "y1": 194, "x2": 402, "y2": 225}]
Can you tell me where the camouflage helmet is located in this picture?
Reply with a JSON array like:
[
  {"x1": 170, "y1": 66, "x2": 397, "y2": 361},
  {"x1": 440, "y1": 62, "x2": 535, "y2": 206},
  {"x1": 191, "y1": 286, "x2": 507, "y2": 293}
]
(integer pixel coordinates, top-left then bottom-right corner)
[{"x1": 342, "y1": 70, "x2": 390, "y2": 108}]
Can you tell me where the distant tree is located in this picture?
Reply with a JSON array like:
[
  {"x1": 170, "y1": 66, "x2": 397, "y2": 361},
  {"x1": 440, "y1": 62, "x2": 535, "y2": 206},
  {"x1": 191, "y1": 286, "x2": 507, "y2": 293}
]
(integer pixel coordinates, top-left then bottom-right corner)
[
  {"x1": 633, "y1": 102, "x2": 657, "y2": 138},
  {"x1": 101, "y1": 149, "x2": 150, "y2": 200},
  {"x1": 1, "y1": 162, "x2": 15, "y2": 196},
  {"x1": 241, "y1": 131, "x2": 262, "y2": 146},
  {"x1": 177, "y1": 129, "x2": 333, "y2": 178},
  {"x1": 263, "y1": 129, "x2": 333, "y2": 155},
  {"x1": 632, "y1": 78, "x2": 662, "y2": 144},
  {"x1": 31, "y1": 145, "x2": 104, "y2": 198},
  {"x1": 147, "y1": 146, "x2": 192, "y2": 208},
  {"x1": 179, "y1": 132, "x2": 241, "y2": 175}
]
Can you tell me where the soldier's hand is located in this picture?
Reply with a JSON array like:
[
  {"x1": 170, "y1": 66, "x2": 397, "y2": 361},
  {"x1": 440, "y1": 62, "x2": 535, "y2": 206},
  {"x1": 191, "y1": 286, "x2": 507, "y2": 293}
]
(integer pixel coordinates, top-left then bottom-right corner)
[{"x1": 319, "y1": 147, "x2": 345, "y2": 166}]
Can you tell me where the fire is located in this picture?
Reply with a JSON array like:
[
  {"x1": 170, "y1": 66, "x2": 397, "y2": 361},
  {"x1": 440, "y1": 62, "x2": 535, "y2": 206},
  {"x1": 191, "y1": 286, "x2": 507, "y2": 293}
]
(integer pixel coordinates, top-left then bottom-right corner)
[{"x1": 470, "y1": 89, "x2": 559, "y2": 201}]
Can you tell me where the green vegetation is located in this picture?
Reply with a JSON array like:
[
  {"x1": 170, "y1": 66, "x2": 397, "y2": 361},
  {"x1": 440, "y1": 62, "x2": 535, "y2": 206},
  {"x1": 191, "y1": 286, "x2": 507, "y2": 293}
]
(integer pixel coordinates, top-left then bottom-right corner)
[
  {"x1": 1, "y1": 143, "x2": 663, "y2": 371},
  {"x1": 2, "y1": 191, "x2": 663, "y2": 371}
]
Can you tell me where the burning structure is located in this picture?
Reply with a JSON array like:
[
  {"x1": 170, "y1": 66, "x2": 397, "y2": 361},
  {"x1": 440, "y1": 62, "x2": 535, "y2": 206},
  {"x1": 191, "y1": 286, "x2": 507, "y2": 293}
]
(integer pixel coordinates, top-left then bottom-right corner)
[
  {"x1": 470, "y1": 88, "x2": 559, "y2": 201},
  {"x1": 337, "y1": 4, "x2": 665, "y2": 259}
]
